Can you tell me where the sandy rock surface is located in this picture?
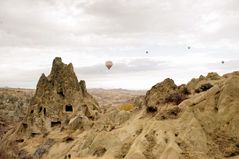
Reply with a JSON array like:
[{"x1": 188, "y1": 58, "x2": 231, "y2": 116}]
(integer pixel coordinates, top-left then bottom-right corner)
[{"x1": 1, "y1": 58, "x2": 239, "y2": 159}]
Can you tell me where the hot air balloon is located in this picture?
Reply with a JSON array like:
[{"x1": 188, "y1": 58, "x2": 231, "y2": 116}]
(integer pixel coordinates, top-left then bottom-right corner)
[
  {"x1": 105, "y1": 61, "x2": 113, "y2": 70},
  {"x1": 187, "y1": 46, "x2": 191, "y2": 50},
  {"x1": 146, "y1": 51, "x2": 149, "y2": 54},
  {"x1": 221, "y1": 61, "x2": 225, "y2": 64}
]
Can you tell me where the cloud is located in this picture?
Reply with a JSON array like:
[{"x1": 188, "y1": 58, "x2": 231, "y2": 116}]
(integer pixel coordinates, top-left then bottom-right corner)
[
  {"x1": 0, "y1": 0, "x2": 238, "y2": 48},
  {"x1": 206, "y1": 60, "x2": 239, "y2": 73},
  {"x1": 0, "y1": 0, "x2": 239, "y2": 89},
  {"x1": 75, "y1": 58, "x2": 167, "y2": 76}
]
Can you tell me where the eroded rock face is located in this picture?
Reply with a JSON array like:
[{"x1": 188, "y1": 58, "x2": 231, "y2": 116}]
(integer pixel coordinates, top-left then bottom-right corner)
[
  {"x1": 1, "y1": 59, "x2": 239, "y2": 159},
  {"x1": 145, "y1": 78, "x2": 189, "y2": 110},
  {"x1": 21, "y1": 57, "x2": 100, "y2": 135},
  {"x1": 187, "y1": 72, "x2": 222, "y2": 92},
  {"x1": 145, "y1": 78, "x2": 177, "y2": 107},
  {"x1": 0, "y1": 89, "x2": 33, "y2": 138}
]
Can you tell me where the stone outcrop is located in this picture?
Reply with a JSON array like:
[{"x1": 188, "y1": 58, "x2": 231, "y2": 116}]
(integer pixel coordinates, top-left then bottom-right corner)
[
  {"x1": 1, "y1": 58, "x2": 239, "y2": 159},
  {"x1": 187, "y1": 72, "x2": 222, "y2": 92},
  {"x1": 145, "y1": 78, "x2": 177, "y2": 107},
  {"x1": 17, "y1": 57, "x2": 100, "y2": 136},
  {"x1": 0, "y1": 89, "x2": 33, "y2": 138},
  {"x1": 145, "y1": 78, "x2": 189, "y2": 111}
]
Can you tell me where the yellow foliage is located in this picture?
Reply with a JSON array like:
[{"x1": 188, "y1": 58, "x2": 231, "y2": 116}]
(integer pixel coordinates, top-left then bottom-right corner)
[{"x1": 119, "y1": 103, "x2": 135, "y2": 111}]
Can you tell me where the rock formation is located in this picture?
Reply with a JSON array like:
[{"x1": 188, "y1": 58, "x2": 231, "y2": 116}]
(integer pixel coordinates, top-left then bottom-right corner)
[
  {"x1": 1, "y1": 58, "x2": 239, "y2": 159},
  {"x1": 3, "y1": 57, "x2": 100, "y2": 144},
  {"x1": 27, "y1": 57, "x2": 100, "y2": 134},
  {"x1": 186, "y1": 72, "x2": 221, "y2": 92},
  {"x1": 145, "y1": 78, "x2": 189, "y2": 112},
  {"x1": 0, "y1": 88, "x2": 33, "y2": 138},
  {"x1": 145, "y1": 78, "x2": 177, "y2": 107}
]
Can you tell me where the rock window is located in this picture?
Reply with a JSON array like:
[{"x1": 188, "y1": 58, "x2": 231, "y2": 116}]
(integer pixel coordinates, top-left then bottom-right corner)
[
  {"x1": 23, "y1": 123, "x2": 28, "y2": 129},
  {"x1": 31, "y1": 132, "x2": 41, "y2": 137},
  {"x1": 51, "y1": 121, "x2": 61, "y2": 127},
  {"x1": 65, "y1": 104, "x2": 73, "y2": 112},
  {"x1": 44, "y1": 108, "x2": 46, "y2": 115},
  {"x1": 16, "y1": 139, "x2": 24, "y2": 143},
  {"x1": 39, "y1": 107, "x2": 42, "y2": 113}
]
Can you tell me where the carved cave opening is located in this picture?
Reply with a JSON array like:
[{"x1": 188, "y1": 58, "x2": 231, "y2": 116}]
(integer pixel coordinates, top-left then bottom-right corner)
[
  {"x1": 65, "y1": 104, "x2": 73, "y2": 112},
  {"x1": 51, "y1": 121, "x2": 61, "y2": 127}
]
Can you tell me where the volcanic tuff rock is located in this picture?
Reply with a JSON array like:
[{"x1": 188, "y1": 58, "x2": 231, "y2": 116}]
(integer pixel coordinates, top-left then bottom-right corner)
[
  {"x1": 186, "y1": 72, "x2": 221, "y2": 92},
  {"x1": 1, "y1": 57, "x2": 239, "y2": 159},
  {"x1": 145, "y1": 78, "x2": 177, "y2": 107},
  {"x1": 0, "y1": 89, "x2": 33, "y2": 138},
  {"x1": 145, "y1": 78, "x2": 189, "y2": 110},
  {"x1": 15, "y1": 57, "x2": 99, "y2": 137}
]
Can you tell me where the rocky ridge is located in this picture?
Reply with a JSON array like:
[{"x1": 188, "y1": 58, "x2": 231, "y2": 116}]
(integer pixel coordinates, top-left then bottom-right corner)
[{"x1": 1, "y1": 58, "x2": 239, "y2": 159}]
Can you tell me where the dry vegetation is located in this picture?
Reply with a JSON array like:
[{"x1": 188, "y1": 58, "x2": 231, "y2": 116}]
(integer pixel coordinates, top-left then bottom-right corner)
[{"x1": 118, "y1": 103, "x2": 135, "y2": 111}]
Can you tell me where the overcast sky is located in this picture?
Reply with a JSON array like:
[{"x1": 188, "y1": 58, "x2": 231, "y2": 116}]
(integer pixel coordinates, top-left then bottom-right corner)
[{"x1": 0, "y1": 0, "x2": 239, "y2": 90}]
